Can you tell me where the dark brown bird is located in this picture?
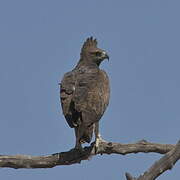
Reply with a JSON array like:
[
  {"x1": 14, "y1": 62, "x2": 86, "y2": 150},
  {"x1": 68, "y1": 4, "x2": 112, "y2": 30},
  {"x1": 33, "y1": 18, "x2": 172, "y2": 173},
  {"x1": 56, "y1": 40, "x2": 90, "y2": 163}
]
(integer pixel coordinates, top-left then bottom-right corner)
[{"x1": 60, "y1": 37, "x2": 110, "y2": 150}]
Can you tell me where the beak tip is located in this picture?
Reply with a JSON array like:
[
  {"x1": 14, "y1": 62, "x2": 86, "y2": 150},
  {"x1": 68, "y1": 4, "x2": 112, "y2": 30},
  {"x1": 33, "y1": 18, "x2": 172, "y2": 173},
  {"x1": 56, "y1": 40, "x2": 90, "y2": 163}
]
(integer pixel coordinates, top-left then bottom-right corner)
[{"x1": 106, "y1": 55, "x2": 109, "y2": 61}]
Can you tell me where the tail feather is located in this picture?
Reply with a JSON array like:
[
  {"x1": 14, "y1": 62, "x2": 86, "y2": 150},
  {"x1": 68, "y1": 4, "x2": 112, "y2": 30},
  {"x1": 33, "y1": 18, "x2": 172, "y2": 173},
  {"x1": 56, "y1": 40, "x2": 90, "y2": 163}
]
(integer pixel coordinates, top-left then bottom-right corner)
[{"x1": 80, "y1": 125, "x2": 94, "y2": 143}]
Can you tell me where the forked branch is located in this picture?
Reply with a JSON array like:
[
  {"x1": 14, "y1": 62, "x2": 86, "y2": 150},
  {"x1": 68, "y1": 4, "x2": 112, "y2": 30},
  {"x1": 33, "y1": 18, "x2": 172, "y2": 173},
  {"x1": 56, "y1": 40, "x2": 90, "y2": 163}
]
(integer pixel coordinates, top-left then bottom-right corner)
[{"x1": 126, "y1": 140, "x2": 180, "y2": 180}]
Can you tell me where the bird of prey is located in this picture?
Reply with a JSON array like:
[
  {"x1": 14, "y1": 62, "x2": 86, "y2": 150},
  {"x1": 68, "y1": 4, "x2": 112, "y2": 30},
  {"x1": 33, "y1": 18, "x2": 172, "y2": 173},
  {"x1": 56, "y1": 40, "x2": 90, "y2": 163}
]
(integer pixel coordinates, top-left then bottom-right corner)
[{"x1": 60, "y1": 37, "x2": 110, "y2": 150}]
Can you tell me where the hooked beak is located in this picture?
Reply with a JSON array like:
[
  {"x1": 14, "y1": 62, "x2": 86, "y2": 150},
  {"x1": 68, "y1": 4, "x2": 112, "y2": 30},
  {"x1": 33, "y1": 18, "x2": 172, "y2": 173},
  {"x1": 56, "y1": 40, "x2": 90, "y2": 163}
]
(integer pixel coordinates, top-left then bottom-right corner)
[
  {"x1": 106, "y1": 54, "x2": 109, "y2": 61},
  {"x1": 102, "y1": 51, "x2": 109, "y2": 61}
]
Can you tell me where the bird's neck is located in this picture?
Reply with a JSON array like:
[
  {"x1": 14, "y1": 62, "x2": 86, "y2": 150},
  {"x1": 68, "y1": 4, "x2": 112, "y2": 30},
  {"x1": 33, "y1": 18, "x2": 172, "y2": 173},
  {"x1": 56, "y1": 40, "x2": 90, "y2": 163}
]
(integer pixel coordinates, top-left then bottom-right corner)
[{"x1": 76, "y1": 57, "x2": 100, "y2": 69}]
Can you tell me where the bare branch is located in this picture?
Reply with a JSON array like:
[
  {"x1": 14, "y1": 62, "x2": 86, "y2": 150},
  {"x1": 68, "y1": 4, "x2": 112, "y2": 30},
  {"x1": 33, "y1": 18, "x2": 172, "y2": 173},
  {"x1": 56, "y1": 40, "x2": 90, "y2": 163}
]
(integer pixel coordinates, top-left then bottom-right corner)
[
  {"x1": 0, "y1": 140, "x2": 175, "y2": 169},
  {"x1": 125, "y1": 140, "x2": 180, "y2": 180}
]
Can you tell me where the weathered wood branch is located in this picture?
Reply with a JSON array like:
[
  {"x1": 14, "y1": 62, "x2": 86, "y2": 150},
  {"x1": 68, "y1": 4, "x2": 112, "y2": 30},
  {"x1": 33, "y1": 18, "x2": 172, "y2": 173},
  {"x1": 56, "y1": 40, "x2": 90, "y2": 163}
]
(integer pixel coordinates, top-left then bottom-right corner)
[
  {"x1": 0, "y1": 140, "x2": 175, "y2": 169},
  {"x1": 125, "y1": 140, "x2": 180, "y2": 180}
]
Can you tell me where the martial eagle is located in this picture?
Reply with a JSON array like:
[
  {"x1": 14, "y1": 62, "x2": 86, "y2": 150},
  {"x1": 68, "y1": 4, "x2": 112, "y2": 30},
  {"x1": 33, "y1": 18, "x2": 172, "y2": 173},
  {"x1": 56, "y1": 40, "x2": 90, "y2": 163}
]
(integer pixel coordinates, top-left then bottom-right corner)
[{"x1": 60, "y1": 37, "x2": 110, "y2": 150}]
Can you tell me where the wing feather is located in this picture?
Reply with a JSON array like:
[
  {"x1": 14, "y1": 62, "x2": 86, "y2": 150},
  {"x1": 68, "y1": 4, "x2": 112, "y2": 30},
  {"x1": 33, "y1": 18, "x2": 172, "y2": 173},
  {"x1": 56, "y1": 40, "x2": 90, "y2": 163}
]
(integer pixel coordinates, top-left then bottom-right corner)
[
  {"x1": 60, "y1": 66, "x2": 110, "y2": 128},
  {"x1": 73, "y1": 67, "x2": 110, "y2": 126},
  {"x1": 60, "y1": 71, "x2": 77, "y2": 128}
]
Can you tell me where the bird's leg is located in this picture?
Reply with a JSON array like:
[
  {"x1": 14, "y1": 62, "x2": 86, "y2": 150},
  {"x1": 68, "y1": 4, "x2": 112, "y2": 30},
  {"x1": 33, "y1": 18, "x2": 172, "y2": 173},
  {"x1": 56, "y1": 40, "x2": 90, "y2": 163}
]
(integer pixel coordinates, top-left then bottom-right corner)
[
  {"x1": 74, "y1": 127, "x2": 83, "y2": 151},
  {"x1": 94, "y1": 122, "x2": 106, "y2": 153}
]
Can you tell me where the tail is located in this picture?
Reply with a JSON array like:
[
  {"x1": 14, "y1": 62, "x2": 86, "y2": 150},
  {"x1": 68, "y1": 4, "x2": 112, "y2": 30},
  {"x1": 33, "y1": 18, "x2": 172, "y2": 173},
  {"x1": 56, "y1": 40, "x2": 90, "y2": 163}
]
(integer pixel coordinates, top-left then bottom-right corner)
[{"x1": 80, "y1": 125, "x2": 94, "y2": 143}]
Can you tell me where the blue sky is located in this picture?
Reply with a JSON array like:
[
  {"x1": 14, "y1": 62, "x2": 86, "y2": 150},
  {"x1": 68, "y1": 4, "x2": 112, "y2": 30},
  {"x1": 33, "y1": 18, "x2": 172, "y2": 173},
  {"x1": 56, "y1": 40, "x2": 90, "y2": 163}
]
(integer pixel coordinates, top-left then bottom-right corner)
[{"x1": 0, "y1": 0, "x2": 180, "y2": 179}]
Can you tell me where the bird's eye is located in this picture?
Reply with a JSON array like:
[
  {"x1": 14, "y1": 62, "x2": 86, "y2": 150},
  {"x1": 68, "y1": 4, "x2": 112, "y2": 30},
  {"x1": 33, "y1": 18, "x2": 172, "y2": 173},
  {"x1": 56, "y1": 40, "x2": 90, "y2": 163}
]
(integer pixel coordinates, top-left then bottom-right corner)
[{"x1": 95, "y1": 52, "x2": 102, "y2": 57}]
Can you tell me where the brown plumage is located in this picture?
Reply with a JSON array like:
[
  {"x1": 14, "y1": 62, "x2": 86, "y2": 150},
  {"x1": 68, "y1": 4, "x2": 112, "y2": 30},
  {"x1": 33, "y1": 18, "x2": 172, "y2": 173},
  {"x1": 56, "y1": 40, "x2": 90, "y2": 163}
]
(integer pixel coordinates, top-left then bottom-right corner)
[{"x1": 60, "y1": 37, "x2": 110, "y2": 149}]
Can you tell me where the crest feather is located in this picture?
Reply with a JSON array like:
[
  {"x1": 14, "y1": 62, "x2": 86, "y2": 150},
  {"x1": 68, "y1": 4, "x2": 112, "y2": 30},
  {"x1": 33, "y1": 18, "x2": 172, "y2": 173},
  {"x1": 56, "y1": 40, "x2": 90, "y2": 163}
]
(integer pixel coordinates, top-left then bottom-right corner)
[{"x1": 81, "y1": 37, "x2": 98, "y2": 52}]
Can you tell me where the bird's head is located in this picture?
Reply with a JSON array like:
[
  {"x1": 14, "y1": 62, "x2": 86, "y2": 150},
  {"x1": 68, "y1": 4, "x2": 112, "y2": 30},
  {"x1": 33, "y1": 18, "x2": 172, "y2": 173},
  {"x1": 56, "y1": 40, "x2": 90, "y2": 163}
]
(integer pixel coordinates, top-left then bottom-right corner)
[{"x1": 80, "y1": 37, "x2": 109, "y2": 66}]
